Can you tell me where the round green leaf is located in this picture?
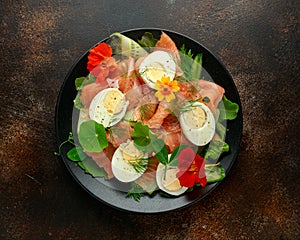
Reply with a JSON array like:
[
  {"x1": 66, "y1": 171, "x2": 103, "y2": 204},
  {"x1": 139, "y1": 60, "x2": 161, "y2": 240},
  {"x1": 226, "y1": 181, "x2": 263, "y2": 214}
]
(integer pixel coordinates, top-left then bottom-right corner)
[{"x1": 78, "y1": 120, "x2": 108, "y2": 152}]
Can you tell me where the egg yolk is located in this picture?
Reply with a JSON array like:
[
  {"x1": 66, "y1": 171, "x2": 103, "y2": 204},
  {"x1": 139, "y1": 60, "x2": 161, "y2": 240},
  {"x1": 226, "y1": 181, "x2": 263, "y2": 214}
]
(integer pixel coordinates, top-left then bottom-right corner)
[
  {"x1": 103, "y1": 90, "x2": 124, "y2": 115},
  {"x1": 183, "y1": 106, "x2": 207, "y2": 129},
  {"x1": 120, "y1": 141, "x2": 143, "y2": 164},
  {"x1": 144, "y1": 62, "x2": 166, "y2": 83},
  {"x1": 162, "y1": 167, "x2": 182, "y2": 191}
]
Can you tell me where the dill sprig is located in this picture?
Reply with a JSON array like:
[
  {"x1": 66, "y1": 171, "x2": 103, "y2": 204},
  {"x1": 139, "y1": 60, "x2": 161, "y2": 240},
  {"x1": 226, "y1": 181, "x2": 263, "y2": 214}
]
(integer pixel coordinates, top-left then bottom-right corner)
[
  {"x1": 128, "y1": 158, "x2": 149, "y2": 173},
  {"x1": 139, "y1": 103, "x2": 155, "y2": 121}
]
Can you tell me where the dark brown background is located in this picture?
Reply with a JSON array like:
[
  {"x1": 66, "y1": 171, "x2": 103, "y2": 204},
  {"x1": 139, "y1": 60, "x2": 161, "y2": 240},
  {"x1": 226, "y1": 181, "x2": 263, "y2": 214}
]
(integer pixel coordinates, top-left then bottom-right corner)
[{"x1": 1, "y1": 0, "x2": 299, "y2": 239}]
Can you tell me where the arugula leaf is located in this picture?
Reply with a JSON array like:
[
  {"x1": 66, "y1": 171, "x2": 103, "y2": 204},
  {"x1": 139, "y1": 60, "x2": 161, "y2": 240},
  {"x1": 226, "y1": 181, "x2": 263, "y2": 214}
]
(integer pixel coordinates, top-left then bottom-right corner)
[
  {"x1": 179, "y1": 45, "x2": 203, "y2": 81},
  {"x1": 74, "y1": 92, "x2": 84, "y2": 110},
  {"x1": 78, "y1": 120, "x2": 108, "y2": 152},
  {"x1": 219, "y1": 95, "x2": 239, "y2": 121},
  {"x1": 138, "y1": 32, "x2": 158, "y2": 48},
  {"x1": 75, "y1": 74, "x2": 96, "y2": 91},
  {"x1": 67, "y1": 147, "x2": 86, "y2": 161},
  {"x1": 190, "y1": 53, "x2": 202, "y2": 80},
  {"x1": 179, "y1": 44, "x2": 193, "y2": 58},
  {"x1": 216, "y1": 122, "x2": 227, "y2": 140}
]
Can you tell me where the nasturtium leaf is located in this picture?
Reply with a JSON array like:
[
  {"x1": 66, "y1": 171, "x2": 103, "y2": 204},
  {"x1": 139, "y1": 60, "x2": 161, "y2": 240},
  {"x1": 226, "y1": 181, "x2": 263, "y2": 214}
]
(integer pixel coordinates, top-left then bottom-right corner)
[
  {"x1": 78, "y1": 120, "x2": 108, "y2": 152},
  {"x1": 131, "y1": 122, "x2": 151, "y2": 147},
  {"x1": 80, "y1": 157, "x2": 108, "y2": 178},
  {"x1": 67, "y1": 147, "x2": 86, "y2": 161}
]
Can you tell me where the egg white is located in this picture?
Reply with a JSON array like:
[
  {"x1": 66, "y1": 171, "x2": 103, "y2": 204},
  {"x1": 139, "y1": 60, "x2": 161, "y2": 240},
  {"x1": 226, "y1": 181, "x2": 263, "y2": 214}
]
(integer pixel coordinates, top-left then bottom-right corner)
[
  {"x1": 89, "y1": 88, "x2": 129, "y2": 128},
  {"x1": 138, "y1": 50, "x2": 176, "y2": 88},
  {"x1": 180, "y1": 102, "x2": 215, "y2": 146},
  {"x1": 156, "y1": 163, "x2": 188, "y2": 196},
  {"x1": 111, "y1": 147, "x2": 147, "y2": 183}
]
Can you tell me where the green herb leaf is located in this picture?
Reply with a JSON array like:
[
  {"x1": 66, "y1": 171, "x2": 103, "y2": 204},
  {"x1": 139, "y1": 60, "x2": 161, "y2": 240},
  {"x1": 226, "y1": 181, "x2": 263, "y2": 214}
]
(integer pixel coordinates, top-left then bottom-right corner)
[
  {"x1": 137, "y1": 32, "x2": 158, "y2": 48},
  {"x1": 131, "y1": 122, "x2": 170, "y2": 165},
  {"x1": 205, "y1": 165, "x2": 226, "y2": 183},
  {"x1": 216, "y1": 122, "x2": 227, "y2": 140},
  {"x1": 179, "y1": 45, "x2": 203, "y2": 81},
  {"x1": 204, "y1": 140, "x2": 229, "y2": 161},
  {"x1": 67, "y1": 147, "x2": 86, "y2": 161},
  {"x1": 78, "y1": 120, "x2": 108, "y2": 152},
  {"x1": 126, "y1": 182, "x2": 144, "y2": 201},
  {"x1": 129, "y1": 158, "x2": 148, "y2": 174},
  {"x1": 191, "y1": 53, "x2": 202, "y2": 80},
  {"x1": 74, "y1": 92, "x2": 84, "y2": 110},
  {"x1": 75, "y1": 77, "x2": 86, "y2": 90},
  {"x1": 219, "y1": 95, "x2": 239, "y2": 121},
  {"x1": 168, "y1": 144, "x2": 190, "y2": 166},
  {"x1": 73, "y1": 75, "x2": 96, "y2": 110},
  {"x1": 152, "y1": 139, "x2": 168, "y2": 165},
  {"x1": 75, "y1": 74, "x2": 96, "y2": 90}
]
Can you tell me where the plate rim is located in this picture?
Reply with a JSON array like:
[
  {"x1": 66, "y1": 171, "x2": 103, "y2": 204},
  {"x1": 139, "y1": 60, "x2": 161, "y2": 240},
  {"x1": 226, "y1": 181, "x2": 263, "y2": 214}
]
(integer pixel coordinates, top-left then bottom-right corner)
[{"x1": 55, "y1": 28, "x2": 243, "y2": 214}]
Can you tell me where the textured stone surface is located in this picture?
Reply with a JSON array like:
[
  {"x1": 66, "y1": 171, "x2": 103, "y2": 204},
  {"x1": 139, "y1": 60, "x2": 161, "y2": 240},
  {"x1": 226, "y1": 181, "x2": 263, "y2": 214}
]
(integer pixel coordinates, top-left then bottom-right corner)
[{"x1": 0, "y1": 0, "x2": 299, "y2": 239}]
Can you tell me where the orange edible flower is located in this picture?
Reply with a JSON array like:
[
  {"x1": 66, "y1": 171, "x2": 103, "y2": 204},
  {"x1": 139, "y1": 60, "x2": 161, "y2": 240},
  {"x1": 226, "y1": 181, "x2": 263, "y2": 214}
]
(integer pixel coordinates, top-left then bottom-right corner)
[{"x1": 154, "y1": 76, "x2": 180, "y2": 102}]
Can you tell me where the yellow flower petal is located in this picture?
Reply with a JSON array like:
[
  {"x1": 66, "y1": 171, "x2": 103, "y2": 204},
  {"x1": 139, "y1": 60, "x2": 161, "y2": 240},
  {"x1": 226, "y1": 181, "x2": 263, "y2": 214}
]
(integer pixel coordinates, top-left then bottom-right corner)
[
  {"x1": 165, "y1": 92, "x2": 175, "y2": 102},
  {"x1": 155, "y1": 91, "x2": 164, "y2": 101},
  {"x1": 154, "y1": 75, "x2": 180, "y2": 102}
]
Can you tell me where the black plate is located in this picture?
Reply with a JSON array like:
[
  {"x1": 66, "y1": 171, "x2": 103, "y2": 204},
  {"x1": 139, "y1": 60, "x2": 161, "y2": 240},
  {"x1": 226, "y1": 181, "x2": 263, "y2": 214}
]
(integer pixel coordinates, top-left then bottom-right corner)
[{"x1": 55, "y1": 28, "x2": 243, "y2": 213}]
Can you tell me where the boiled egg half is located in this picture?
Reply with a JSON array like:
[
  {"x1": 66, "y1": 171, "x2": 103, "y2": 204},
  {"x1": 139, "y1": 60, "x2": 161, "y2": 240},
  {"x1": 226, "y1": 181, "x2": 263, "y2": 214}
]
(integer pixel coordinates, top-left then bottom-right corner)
[
  {"x1": 112, "y1": 140, "x2": 148, "y2": 182},
  {"x1": 138, "y1": 50, "x2": 176, "y2": 88},
  {"x1": 89, "y1": 88, "x2": 129, "y2": 128},
  {"x1": 179, "y1": 102, "x2": 215, "y2": 146},
  {"x1": 156, "y1": 162, "x2": 188, "y2": 196}
]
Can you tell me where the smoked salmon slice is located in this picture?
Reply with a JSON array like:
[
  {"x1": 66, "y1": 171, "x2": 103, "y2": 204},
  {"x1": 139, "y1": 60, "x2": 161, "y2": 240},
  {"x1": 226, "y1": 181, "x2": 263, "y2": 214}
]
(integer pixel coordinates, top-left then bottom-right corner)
[
  {"x1": 84, "y1": 144, "x2": 116, "y2": 179},
  {"x1": 155, "y1": 32, "x2": 179, "y2": 58},
  {"x1": 177, "y1": 80, "x2": 225, "y2": 115},
  {"x1": 146, "y1": 100, "x2": 171, "y2": 128},
  {"x1": 106, "y1": 121, "x2": 133, "y2": 148}
]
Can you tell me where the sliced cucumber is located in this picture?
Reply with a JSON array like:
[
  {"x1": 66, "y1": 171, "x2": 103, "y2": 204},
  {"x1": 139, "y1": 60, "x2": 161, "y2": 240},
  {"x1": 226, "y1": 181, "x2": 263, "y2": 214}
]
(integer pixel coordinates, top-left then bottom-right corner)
[
  {"x1": 205, "y1": 165, "x2": 226, "y2": 183},
  {"x1": 107, "y1": 32, "x2": 148, "y2": 59}
]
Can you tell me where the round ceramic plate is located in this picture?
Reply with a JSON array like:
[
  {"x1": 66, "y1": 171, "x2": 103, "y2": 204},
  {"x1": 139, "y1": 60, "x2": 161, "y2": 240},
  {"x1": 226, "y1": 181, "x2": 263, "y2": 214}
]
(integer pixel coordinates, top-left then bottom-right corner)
[{"x1": 55, "y1": 28, "x2": 243, "y2": 213}]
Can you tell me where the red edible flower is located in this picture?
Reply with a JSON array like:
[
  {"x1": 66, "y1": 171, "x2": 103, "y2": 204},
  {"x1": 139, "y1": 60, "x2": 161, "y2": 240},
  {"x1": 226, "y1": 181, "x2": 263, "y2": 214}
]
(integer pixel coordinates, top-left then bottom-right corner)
[
  {"x1": 176, "y1": 147, "x2": 207, "y2": 188},
  {"x1": 87, "y1": 42, "x2": 119, "y2": 83},
  {"x1": 87, "y1": 42, "x2": 112, "y2": 72}
]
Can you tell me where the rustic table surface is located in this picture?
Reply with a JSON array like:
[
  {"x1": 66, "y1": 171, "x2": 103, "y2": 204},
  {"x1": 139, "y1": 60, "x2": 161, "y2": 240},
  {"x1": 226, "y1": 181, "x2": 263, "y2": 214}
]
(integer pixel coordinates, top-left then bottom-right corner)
[{"x1": 1, "y1": 1, "x2": 299, "y2": 239}]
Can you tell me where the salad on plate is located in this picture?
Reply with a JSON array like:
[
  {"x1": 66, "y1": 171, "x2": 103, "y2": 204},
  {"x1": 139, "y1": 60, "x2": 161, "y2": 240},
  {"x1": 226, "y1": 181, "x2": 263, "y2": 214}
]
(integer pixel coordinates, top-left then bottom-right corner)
[{"x1": 58, "y1": 31, "x2": 239, "y2": 201}]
